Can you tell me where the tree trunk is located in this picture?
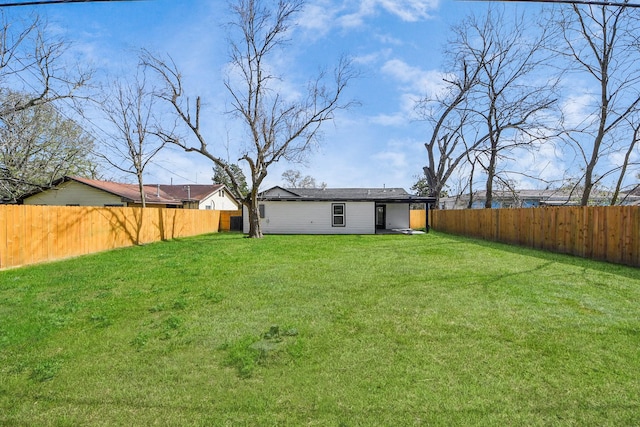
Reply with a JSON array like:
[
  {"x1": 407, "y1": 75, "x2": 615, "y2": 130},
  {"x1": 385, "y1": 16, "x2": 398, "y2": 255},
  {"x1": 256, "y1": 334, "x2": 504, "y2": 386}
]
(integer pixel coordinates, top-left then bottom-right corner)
[
  {"x1": 484, "y1": 147, "x2": 497, "y2": 209},
  {"x1": 137, "y1": 172, "x2": 146, "y2": 208},
  {"x1": 611, "y1": 127, "x2": 639, "y2": 205},
  {"x1": 246, "y1": 190, "x2": 263, "y2": 238},
  {"x1": 581, "y1": 112, "x2": 607, "y2": 206}
]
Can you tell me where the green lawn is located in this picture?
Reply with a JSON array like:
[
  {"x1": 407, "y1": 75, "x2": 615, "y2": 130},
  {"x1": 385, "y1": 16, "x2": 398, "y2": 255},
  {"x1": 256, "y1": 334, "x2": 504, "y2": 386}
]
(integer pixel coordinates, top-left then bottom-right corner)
[{"x1": 1, "y1": 232, "x2": 639, "y2": 426}]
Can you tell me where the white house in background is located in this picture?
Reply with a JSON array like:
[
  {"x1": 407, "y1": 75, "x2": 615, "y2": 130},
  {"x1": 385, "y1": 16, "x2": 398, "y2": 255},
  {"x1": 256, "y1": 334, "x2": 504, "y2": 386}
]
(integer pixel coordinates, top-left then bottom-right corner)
[
  {"x1": 159, "y1": 183, "x2": 241, "y2": 210},
  {"x1": 243, "y1": 186, "x2": 435, "y2": 235},
  {"x1": 21, "y1": 176, "x2": 241, "y2": 210}
]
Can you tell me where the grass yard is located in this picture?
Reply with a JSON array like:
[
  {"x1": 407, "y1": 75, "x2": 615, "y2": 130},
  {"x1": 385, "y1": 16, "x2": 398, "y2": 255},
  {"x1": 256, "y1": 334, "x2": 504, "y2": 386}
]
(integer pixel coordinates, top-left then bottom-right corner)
[{"x1": 1, "y1": 232, "x2": 639, "y2": 426}]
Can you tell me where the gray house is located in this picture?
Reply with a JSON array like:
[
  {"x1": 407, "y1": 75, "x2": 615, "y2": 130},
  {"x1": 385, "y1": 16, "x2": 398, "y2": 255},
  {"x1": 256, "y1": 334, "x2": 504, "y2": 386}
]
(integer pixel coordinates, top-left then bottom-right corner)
[{"x1": 244, "y1": 186, "x2": 434, "y2": 234}]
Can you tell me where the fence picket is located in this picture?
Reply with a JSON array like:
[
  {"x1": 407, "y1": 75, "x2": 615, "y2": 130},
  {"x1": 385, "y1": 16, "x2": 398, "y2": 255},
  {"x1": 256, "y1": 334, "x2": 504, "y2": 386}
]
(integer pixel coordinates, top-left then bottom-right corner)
[
  {"x1": 431, "y1": 206, "x2": 640, "y2": 267},
  {"x1": 0, "y1": 205, "x2": 221, "y2": 269}
]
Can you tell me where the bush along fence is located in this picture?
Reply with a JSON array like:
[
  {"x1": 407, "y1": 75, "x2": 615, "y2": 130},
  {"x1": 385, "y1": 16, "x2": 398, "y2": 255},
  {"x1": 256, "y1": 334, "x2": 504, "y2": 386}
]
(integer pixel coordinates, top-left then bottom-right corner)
[
  {"x1": 0, "y1": 205, "x2": 221, "y2": 270},
  {"x1": 430, "y1": 206, "x2": 640, "y2": 267}
]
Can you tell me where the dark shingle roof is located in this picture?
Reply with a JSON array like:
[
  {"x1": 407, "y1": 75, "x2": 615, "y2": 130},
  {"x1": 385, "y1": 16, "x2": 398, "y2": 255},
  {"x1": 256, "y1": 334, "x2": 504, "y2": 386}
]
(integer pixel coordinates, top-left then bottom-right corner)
[
  {"x1": 156, "y1": 184, "x2": 224, "y2": 201},
  {"x1": 260, "y1": 186, "x2": 434, "y2": 202}
]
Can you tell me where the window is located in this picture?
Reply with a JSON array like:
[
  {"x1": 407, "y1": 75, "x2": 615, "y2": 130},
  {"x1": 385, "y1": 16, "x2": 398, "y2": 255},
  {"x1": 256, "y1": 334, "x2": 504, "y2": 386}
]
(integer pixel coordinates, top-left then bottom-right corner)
[
  {"x1": 332, "y1": 203, "x2": 345, "y2": 227},
  {"x1": 259, "y1": 204, "x2": 265, "y2": 218}
]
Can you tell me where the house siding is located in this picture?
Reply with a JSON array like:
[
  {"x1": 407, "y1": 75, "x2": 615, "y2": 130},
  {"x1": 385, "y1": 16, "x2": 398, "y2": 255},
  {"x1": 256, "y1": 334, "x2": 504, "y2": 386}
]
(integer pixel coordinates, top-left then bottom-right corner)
[
  {"x1": 23, "y1": 181, "x2": 124, "y2": 206},
  {"x1": 384, "y1": 203, "x2": 410, "y2": 229},
  {"x1": 243, "y1": 201, "x2": 375, "y2": 234},
  {"x1": 199, "y1": 190, "x2": 240, "y2": 211}
]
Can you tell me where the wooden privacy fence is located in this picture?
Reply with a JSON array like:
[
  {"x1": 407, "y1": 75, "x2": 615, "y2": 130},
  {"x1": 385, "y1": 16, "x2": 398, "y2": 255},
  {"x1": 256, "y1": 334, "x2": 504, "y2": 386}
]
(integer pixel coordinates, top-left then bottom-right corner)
[
  {"x1": 410, "y1": 210, "x2": 427, "y2": 229},
  {"x1": 430, "y1": 206, "x2": 640, "y2": 267},
  {"x1": 0, "y1": 205, "x2": 221, "y2": 269},
  {"x1": 219, "y1": 209, "x2": 243, "y2": 231}
]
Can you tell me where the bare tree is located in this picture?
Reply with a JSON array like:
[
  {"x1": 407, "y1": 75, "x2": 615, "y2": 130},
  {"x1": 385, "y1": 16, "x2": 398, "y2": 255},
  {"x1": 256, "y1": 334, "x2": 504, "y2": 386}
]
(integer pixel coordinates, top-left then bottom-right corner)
[
  {"x1": 415, "y1": 48, "x2": 485, "y2": 209},
  {"x1": 0, "y1": 91, "x2": 97, "y2": 201},
  {"x1": 0, "y1": 13, "x2": 93, "y2": 198},
  {"x1": 143, "y1": 0, "x2": 355, "y2": 237},
  {"x1": 97, "y1": 70, "x2": 169, "y2": 208},
  {"x1": 553, "y1": 4, "x2": 640, "y2": 205},
  {"x1": 418, "y1": 7, "x2": 559, "y2": 209},
  {"x1": 610, "y1": 117, "x2": 640, "y2": 205},
  {"x1": 281, "y1": 168, "x2": 323, "y2": 188},
  {"x1": 0, "y1": 13, "x2": 91, "y2": 117},
  {"x1": 461, "y1": 8, "x2": 559, "y2": 208}
]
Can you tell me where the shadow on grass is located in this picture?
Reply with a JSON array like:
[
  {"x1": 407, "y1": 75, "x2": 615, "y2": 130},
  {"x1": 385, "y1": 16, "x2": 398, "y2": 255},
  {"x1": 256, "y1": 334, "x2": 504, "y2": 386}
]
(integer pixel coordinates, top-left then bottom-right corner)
[{"x1": 436, "y1": 232, "x2": 640, "y2": 281}]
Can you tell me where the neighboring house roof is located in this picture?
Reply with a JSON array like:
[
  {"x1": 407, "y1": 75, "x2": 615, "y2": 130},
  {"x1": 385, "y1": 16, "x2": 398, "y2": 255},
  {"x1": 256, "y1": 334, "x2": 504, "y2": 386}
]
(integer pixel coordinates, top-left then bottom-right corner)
[
  {"x1": 440, "y1": 189, "x2": 640, "y2": 208},
  {"x1": 66, "y1": 176, "x2": 179, "y2": 206},
  {"x1": 21, "y1": 176, "x2": 235, "y2": 207},
  {"x1": 153, "y1": 184, "x2": 226, "y2": 202},
  {"x1": 259, "y1": 186, "x2": 435, "y2": 203}
]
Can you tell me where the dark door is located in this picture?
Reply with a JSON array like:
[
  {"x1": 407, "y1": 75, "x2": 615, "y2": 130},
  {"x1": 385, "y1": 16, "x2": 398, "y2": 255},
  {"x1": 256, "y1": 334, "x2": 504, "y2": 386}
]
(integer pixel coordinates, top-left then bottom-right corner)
[
  {"x1": 230, "y1": 216, "x2": 243, "y2": 231},
  {"x1": 376, "y1": 205, "x2": 386, "y2": 230}
]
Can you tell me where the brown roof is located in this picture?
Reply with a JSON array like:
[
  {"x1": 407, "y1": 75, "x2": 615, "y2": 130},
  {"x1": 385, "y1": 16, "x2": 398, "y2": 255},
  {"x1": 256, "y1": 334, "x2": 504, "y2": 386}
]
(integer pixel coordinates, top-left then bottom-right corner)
[
  {"x1": 68, "y1": 177, "x2": 223, "y2": 206},
  {"x1": 157, "y1": 184, "x2": 224, "y2": 201}
]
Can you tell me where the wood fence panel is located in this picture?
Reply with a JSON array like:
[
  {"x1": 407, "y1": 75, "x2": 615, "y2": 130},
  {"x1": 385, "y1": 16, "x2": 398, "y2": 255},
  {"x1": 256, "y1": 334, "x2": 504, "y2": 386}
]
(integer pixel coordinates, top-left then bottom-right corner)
[
  {"x1": 431, "y1": 206, "x2": 640, "y2": 267},
  {"x1": 572, "y1": 207, "x2": 585, "y2": 258},
  {"x1": 624, "y1": 207, "x2": 640, "y2": 266},
  {"x1": 9, "y1": 206, "x2": 24, "y2": 267},
  {"x1": 24, "y1": 206, "x2": 35, "y2": 266},
  {"x1": 4, "y1": 206, "x2": 16, "y2": 267},
  {"x1": 633, "y1": 207, "x2": 640, "y2": 266},
  {"x1": 33, "y1": 207, "x2": 46, "y2": 265},
  {"x1": 558, "y1": 208, "x2": 567, "y2": 253},
  {"x1": 409, "y1": 210, "x2": 426, "y2": 229},
  {"x1": 529, "y1": 208, "x2": 539, "y2": 249},
  {"x1": 591, "y1": 208, "x2": 604, "y2": 262},
  {"x1": 0, "y1": 205, "x2": 6, "y2": 268},
  {"x1": 504, "y1": 210, "x2": 518, "y2": 245},
  {"x1": 0, "y1": 205, "x2": 221, "y2": 269}
]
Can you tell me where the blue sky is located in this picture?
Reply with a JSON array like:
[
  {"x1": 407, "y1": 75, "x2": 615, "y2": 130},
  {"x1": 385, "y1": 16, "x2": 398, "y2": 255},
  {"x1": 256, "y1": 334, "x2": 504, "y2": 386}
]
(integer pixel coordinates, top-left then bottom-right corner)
[{"x1": 9, "y1": 0, "x2": 547, "y2": 191}]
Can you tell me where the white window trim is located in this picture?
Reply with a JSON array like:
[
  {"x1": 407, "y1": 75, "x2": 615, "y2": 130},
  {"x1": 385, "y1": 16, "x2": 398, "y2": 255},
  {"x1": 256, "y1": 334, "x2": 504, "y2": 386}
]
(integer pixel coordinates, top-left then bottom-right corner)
[{"x1": 332, "y1": 203, "x2": 345, "y2": 227}]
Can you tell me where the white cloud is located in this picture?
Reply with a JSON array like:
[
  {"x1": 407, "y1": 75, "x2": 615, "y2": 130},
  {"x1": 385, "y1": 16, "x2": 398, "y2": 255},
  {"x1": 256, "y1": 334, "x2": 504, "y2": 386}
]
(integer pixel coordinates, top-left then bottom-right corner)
[
  {"x1": 372, "y1": 150, "x2": 408, "y2": 168},
  {"x1": 371, "y1": 112, "x2": 408, "y2": 126},
  {"x1": 367, "y1": 136, "x2": 427, "y2": 188},
  {"x1": 340, "y1": 0, "x2": 439, "y2": 27},
  {"x1": 374, "y1": 33, "x2": 404, "y2": 46},
  {"x1": 353, "y1": 48, "x2": 393, "y2": 65},
  {"x1": 377, "y1": 0, "x2": 440, "y2": 22},
  {"x1": 380, "y1": 59, "x2": 446, "y2": 95},
  {"x1": 297, "y1": 1, "x2": 339, "y2": 37},
  {"x1": 372, "y1": 60, "x2": 448, "y2": 125},
  {"x1": 300, "y1": 0, "x2": 439, "y2": 34},
  {"x1": 562, "y1": 93, "x2": 596, "y2": 129}
]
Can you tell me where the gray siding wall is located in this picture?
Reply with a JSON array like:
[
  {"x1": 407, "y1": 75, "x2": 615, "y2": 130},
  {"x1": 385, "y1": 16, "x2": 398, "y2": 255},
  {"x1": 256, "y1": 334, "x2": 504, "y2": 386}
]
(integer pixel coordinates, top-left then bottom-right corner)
[
  {"x1": 243, "y1": 201, "x2": 375, "y2": 234},
  {"x1": 385, "y1": 203, "x2": 410, "y2": 229}
]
